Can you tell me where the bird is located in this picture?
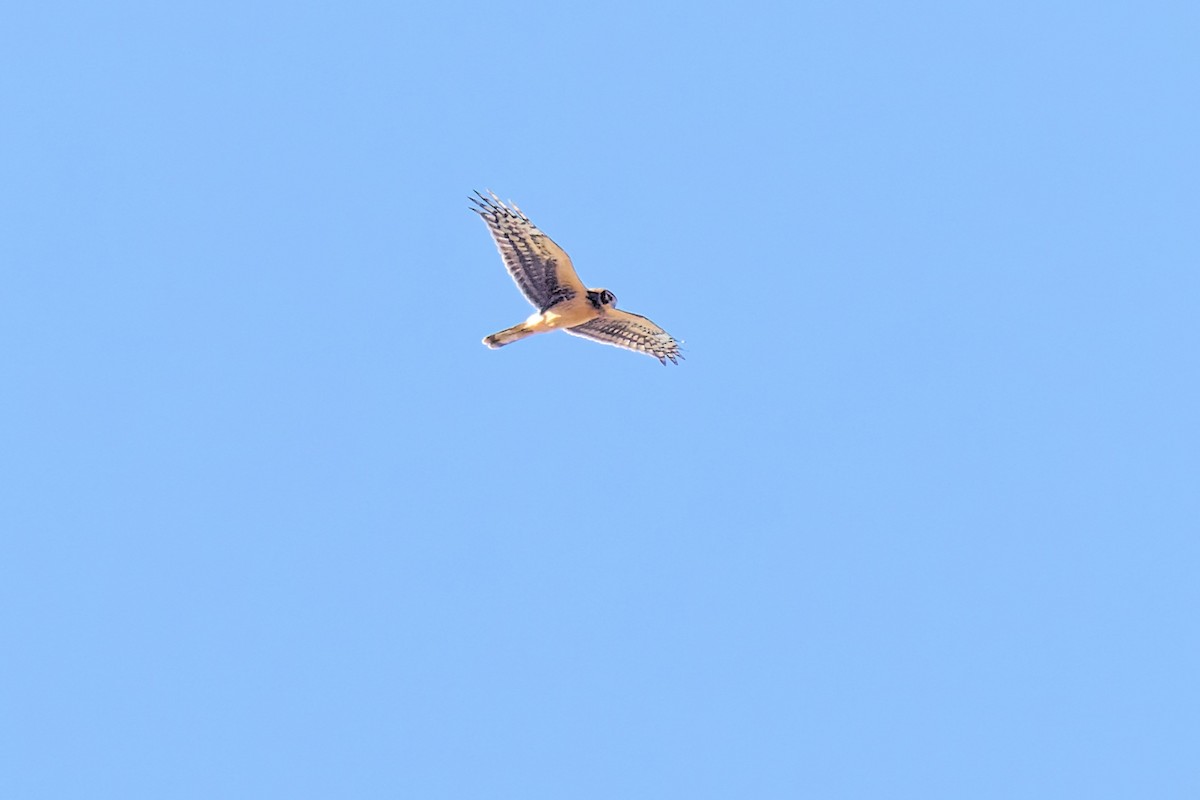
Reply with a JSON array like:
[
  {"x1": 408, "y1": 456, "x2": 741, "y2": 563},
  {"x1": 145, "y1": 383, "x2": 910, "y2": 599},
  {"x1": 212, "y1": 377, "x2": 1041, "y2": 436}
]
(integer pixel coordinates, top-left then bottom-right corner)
[{"x1": 471, "y1": 190, "x2": 683, "y2": 365}]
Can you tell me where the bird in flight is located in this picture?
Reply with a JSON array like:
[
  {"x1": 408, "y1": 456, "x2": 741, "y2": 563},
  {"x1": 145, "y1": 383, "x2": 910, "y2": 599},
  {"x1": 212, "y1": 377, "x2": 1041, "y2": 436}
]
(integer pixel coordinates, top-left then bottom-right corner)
[{"x1": 471, "y1": 190, "x2": 683, "y2": 365}]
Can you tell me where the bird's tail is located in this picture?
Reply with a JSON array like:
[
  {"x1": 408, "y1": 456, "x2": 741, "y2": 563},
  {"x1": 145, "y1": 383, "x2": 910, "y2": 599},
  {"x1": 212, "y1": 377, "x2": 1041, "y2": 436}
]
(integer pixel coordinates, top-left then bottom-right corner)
[{"x1": 482, "y1": 323, "x2": 535, "y2": 349}]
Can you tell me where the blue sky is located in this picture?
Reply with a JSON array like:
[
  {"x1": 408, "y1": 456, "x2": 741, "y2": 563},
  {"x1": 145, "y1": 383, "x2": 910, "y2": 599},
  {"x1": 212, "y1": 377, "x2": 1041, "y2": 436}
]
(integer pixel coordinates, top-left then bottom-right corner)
[{"x1": 2, "y1": 1, "x2": 1197, "y2": 797}]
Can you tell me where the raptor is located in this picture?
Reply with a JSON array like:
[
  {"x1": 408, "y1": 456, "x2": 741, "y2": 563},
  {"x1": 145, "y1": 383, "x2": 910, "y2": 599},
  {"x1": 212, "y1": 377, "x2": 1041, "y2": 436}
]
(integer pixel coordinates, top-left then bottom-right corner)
[{"x1": 472, "y1": 190, "x2": 682, "y2": 365}]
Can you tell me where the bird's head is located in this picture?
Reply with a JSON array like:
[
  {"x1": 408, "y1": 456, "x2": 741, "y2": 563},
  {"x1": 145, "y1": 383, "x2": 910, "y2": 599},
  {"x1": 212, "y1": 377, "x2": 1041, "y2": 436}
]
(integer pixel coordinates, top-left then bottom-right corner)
[{"x1": 588, "y1": 288, "x2": 617, "y2": 309}]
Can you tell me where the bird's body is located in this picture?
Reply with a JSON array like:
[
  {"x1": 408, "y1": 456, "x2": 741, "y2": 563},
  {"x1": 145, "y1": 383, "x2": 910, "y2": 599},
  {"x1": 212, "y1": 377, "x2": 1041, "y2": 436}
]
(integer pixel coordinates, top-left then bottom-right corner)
[
  {"x1": 471, "y1": 191, "x2": 682, "y2": 365},
  {"x1": 483, "y1": 288, "x2": 617, "y2": 347}
]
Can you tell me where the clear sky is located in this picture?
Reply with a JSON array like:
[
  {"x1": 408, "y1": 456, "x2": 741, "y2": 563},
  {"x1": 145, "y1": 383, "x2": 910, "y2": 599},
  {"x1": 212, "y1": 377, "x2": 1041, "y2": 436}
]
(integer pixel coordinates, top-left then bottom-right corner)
[{"x1": 2, "y1": 1, "x2": 1197, "y2": 797}]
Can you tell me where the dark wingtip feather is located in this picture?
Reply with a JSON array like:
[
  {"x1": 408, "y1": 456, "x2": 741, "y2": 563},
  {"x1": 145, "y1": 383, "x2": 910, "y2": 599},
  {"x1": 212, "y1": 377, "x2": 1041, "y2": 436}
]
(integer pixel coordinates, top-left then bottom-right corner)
[{"x1": 470, "y1": 190, "x2": 497, "y2": 212}]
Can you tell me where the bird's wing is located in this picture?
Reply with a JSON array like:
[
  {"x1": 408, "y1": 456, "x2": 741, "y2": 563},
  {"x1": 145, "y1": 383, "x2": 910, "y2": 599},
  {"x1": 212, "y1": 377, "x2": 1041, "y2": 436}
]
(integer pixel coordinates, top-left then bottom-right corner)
[
  {"x1": 566, "y1": 309, "x2": 683, "y2": 365},
  {"x1": 470, "y1": 190, "x2": 588, "y2": 312}
]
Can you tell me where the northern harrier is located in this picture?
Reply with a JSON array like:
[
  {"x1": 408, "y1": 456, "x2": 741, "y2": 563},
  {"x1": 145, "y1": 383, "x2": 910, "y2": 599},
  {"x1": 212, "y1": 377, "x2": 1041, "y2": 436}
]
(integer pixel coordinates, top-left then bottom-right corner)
[{"x1": 471, "y1": 190, "x2": 682, "y2": 365}]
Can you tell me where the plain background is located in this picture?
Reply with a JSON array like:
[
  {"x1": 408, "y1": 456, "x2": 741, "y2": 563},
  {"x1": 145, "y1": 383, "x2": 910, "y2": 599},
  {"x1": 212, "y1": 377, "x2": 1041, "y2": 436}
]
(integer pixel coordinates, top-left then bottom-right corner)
[{"x1": 2, "y1": 1, "x2": 1197, "y2": 797}]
